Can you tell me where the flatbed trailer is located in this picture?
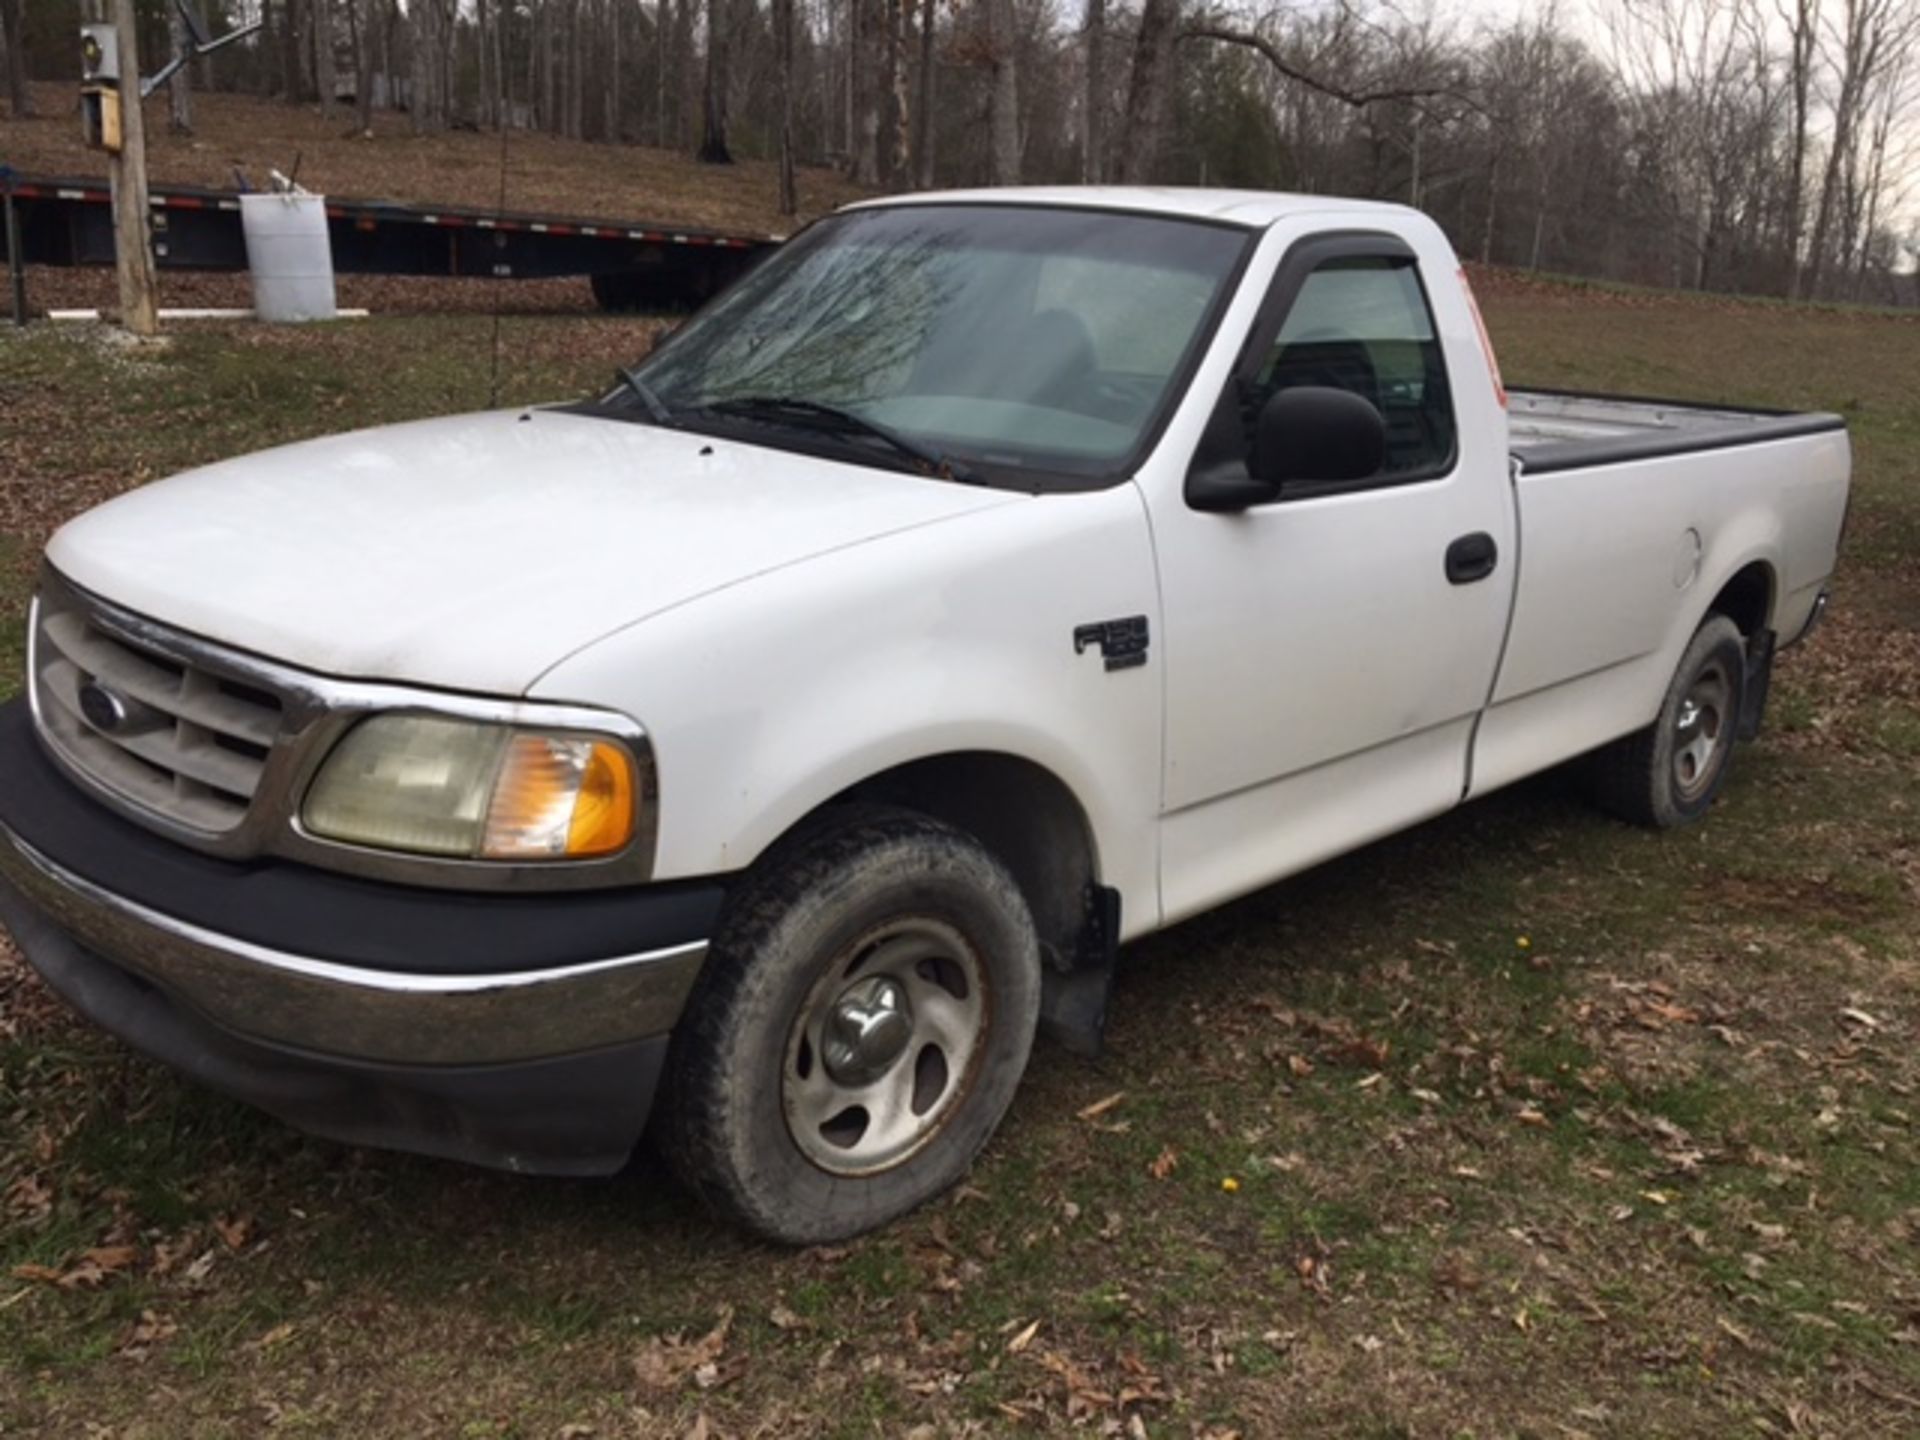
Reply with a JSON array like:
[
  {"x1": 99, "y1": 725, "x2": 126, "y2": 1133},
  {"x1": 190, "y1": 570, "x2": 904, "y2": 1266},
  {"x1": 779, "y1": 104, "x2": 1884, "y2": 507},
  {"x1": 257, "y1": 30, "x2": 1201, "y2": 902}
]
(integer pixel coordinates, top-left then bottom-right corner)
[{"x1": 0, "y1": 169, "x2": 781, "y2": 311}]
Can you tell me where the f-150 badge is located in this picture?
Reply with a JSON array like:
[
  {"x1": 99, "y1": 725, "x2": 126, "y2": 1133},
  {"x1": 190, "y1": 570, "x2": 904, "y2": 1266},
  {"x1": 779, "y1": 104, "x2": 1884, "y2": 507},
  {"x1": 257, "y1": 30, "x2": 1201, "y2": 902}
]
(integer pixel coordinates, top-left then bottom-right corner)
[{"x1": 1073, "y1": 616, "x2": 1150, "y2": 671}]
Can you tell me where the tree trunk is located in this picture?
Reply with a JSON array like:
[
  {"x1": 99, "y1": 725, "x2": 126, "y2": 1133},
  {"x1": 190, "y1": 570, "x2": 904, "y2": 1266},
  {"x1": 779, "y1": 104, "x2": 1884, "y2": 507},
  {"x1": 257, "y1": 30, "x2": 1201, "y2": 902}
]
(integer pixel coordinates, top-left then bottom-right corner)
[
  {"x1": 888, "y1": 0, "x2": 910, "y2": 183},
  {"x1": 348, "y1": 0, "x2": 374, "y2": 131},
  {"x1": 987, "y1": 0, "x2": 1019, "y2": 184},
  {"x1": 168, "y1": 1, "x2": 194, "y2": 133},
  {"x1": 257, "y1": 0, "x2": 278, "y2": 96},
  {"x1": 912, "y1": 0, "x2": 935, "y2": 188},
  {"x1": 850, "y1": 0, "x2": 880, "y2": 183},
  {"x1": 775, "y1": 0, "x2": 797, "y2": 212},
  {"x1": 571, "y1": 0, "x2": 586, "y2": 139},
  {"x1": 698, "y1": 0, "x2": 732, "y2": 161},
  {"x1": 1082, "y1": 0, "x2": 1104, "y2": 182},
  {"x1": 1479, "y1": 151, "x2": 1499, "y2": 264},
  {"x1": 1115, "y1": 0, "x2": 1176, "y2": 184},
  {"x1": 499, "y1": 0, "x2": 514, "y2": 123},
  {"x1": 410, "y1": 0, "x2": 437, "y2": 130},
  {"x1": 476, "y1": 0, "x2": 491, "y2": 127},
  {"x1": 314, "y1": 0, "x2": 337, "y2": 123},
  {"x1": 1, "y1": 0, "x2": 33, "y2": 117},
  {"x1": 283, "y1": 0, "x2": 305, "y2": 102},
  {"x1": 655, "y1": 0, "x2": 668, "y2": 143},
  {"x1": 676, "y1": 0, "x2": 698, "y2": 148},
  {"x1": 1783, "y1": 0, "x2": 1814, "y2": 300},
  {"x1": 607, "y1": 0, "x2": 622, "y2": 141}
]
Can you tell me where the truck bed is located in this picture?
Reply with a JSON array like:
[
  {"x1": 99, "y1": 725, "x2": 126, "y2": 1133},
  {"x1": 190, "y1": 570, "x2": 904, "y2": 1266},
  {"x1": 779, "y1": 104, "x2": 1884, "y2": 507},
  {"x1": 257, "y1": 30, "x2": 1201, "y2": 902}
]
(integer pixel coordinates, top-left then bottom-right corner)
[{"x1": 1507, "y1": 388, "x2": 1845, "y2": 474}]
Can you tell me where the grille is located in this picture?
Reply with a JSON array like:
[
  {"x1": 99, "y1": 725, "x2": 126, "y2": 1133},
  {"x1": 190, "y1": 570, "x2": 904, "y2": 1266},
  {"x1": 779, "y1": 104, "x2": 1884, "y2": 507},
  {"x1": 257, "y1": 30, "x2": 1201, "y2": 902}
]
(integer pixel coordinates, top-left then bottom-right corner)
[{"x1": 30, "y1": 578, "x2": 286, "y2": 835}]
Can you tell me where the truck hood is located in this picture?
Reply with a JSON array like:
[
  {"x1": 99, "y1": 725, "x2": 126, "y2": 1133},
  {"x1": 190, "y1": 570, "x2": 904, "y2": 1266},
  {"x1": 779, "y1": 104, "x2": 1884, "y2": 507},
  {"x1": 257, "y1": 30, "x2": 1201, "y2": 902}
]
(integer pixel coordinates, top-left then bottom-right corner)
[{"x1": 47, "y1": 408, "x2": 1020, "y2": 695}]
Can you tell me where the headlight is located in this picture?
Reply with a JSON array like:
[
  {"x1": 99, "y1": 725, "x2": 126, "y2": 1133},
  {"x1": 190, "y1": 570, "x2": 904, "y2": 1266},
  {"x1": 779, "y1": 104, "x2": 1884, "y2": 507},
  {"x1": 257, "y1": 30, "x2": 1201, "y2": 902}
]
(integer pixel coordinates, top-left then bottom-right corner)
[{"x1": 302, "y1": 714, "x2": 637, "y2": 861}]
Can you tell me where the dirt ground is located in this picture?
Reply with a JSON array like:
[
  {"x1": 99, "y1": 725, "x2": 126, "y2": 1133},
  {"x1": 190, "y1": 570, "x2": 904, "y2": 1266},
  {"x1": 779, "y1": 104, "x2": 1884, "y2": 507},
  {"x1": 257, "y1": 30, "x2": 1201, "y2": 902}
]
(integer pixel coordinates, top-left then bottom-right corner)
[{"x1": 2, "y1": 81, "x2": 864, "y2": 234}]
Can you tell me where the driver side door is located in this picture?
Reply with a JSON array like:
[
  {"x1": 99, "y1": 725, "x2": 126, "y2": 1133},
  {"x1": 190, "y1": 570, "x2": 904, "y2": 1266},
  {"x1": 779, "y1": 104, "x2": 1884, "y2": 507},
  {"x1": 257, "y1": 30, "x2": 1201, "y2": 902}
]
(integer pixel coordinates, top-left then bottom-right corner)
[{"x1": 1148, "y1": 230, "x2": 1515, "y2": 924}]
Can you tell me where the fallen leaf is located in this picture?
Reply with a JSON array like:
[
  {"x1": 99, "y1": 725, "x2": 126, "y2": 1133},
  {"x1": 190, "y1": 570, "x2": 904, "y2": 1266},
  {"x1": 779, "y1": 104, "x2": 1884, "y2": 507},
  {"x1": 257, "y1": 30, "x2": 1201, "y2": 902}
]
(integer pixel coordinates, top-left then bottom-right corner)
[
  {"x1": 246, "y1": 1321, "x2": 296, "y2": 1352},
  {"x1": 633, "y1": 1307, "x2": 734, "y2": 1393},
  {"x1": 1006, "y1": 1318, "x2": 1041, "y2": 1354},
  {"x1": 1148, "y1": 1146, "x2": 1178, "y2": 1180},
  {"x1": 1076, "y1": 1092, "x2": 1127, "y2": 1122}
]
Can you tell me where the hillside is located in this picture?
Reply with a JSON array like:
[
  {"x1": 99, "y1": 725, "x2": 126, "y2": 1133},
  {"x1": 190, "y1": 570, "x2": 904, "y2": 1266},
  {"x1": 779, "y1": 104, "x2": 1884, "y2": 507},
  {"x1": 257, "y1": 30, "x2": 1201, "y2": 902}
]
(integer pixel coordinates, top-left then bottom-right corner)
[{"x1": 1, "y1": 82, "x2": 865, "y2": 236}]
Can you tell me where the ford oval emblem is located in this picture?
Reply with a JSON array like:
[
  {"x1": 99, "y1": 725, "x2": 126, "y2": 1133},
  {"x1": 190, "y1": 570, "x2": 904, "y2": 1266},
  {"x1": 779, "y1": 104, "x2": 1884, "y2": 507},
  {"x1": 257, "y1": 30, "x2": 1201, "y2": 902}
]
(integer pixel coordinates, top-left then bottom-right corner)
[{"x1": 78, "y1": 679, "x2": 131, "y2": 733}]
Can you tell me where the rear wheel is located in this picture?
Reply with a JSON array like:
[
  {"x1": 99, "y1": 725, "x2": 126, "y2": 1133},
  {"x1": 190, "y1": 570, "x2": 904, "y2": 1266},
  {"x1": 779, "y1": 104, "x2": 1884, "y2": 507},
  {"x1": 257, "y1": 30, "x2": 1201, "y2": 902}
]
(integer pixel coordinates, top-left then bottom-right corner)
[
  {"x1": 659, "y1": 808, "x2": 1041, "y2": 1244},
  {"x1": 1587, "y1": 614, "x2": 1747, "y2": 828}
]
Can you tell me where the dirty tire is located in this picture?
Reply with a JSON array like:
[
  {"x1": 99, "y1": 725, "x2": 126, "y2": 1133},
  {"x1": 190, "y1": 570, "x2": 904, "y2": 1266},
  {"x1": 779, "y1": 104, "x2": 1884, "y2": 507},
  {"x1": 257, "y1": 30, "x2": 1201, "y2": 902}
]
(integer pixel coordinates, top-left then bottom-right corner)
[
  {"x1": 1587, "y1": 613, "x2": 1747, "y2": 829},
  {"x1": 659, "y1": 807, "x2": 1041, "y2": 1244}
]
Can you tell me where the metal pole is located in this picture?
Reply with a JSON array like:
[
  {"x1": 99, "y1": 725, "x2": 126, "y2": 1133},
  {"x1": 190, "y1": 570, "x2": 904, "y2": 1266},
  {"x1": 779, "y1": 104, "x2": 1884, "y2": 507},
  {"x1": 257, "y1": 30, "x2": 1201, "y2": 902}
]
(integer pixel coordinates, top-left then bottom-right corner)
[{"x1": 3, "y1": 178, "x2": 25, "y2": 327}]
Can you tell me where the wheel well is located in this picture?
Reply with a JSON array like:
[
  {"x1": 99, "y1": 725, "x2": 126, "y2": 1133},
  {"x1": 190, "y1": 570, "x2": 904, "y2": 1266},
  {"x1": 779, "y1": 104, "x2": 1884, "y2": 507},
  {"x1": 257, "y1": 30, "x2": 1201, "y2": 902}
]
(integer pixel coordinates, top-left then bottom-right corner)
[
  {"x1": 832, "y1": 752, "x2": 1101, "y2": 971},
  {"x1": 1708, "y1": 561, "x2": 1775, "y2": 638}
]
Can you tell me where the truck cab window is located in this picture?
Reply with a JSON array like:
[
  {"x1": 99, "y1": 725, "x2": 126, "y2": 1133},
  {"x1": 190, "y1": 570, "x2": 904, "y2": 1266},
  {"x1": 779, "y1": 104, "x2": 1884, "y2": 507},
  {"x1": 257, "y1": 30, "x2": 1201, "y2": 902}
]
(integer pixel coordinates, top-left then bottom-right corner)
[{"x1": 1251, "y1": 257, "x2": 1456, "y2": 481}]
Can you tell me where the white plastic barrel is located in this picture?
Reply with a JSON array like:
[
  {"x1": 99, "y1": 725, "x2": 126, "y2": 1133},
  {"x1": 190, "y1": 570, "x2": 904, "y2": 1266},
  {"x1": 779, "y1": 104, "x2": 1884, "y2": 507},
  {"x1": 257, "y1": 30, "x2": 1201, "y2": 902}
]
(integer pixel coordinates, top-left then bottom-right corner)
[{"x1": 239, "y1": 192, "x2": 337, "y2": 323}]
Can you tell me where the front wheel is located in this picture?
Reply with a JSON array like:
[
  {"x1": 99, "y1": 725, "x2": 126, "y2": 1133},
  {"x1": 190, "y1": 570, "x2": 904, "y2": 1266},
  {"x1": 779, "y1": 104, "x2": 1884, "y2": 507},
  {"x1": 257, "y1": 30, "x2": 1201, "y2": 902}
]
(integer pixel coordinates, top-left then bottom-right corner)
[
  {"x1": 1587, "y1": 613, "x2": 1747, "y2": 828},
  {"x1": 658, "y1": 808, "x2": 1041, "y2": 1244}
]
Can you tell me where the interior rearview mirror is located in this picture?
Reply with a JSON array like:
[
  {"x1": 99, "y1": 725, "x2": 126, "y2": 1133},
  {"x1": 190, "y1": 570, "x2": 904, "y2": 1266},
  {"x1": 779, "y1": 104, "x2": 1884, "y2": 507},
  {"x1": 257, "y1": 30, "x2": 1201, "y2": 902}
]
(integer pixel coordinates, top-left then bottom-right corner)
[{"x1": 1251, "y1": 386, "x2": 1386, "y2": 490}]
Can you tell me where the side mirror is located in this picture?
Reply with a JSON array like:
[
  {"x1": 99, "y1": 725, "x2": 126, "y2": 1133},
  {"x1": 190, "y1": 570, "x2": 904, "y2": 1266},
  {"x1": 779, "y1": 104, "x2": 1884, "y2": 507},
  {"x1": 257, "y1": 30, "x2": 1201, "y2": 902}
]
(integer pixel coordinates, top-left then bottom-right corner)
[{"x1": 1251, "y1": 386, "x2": 1385, "y2": 490}]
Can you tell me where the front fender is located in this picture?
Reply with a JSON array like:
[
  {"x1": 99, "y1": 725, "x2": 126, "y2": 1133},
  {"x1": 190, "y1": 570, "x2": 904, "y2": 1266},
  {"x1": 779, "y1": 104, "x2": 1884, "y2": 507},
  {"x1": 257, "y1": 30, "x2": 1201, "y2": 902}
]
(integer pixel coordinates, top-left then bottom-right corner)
[{"x1": 530, "y1": 484, "x2": 1166, "y2": 938}]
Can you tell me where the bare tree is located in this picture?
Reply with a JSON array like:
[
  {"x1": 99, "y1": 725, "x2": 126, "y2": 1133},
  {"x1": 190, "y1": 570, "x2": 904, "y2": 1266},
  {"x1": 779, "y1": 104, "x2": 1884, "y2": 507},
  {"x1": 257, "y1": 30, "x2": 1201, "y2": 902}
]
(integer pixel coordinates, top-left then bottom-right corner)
[
  {"x1": 169, "y1": 0, "x2": 195, "y2": 132},
  {"x1": 913, "y1": 0, "x2": 937, "y2": 187},
  {"x1": 699, "y1": 0, "x2": 734, "y2": 160},
  {"x1": 775, "y1": 0, "x2": 798, "y2": 210},
  {"x1": 1, "y1": 0, "x2": 33, "y2": 118},
  {"x1": 315, "y1": 0, "x2": 338, "y2": 123},
  {"x1": 1117, "y1": 0, "x2": 1178, "y2": 182},
  {"x1": 283, "y1": 0, "x2": 306, "y2": 102},
  {"x1": 1805, "y1": 0, "x2": 1918, "y2": 296},
  {"x1": 346, "y1": 0, "x2": 375, "y2": 131},
  {"x1": 1083, "y1": 0, "x2": 1105, "y2": 182},
  {"x1": 987, "y1": 0, "x2": 1021, "y2": 183},
  {"x1": 410, "y1": 0, "x2": 445, "y2": 130}
]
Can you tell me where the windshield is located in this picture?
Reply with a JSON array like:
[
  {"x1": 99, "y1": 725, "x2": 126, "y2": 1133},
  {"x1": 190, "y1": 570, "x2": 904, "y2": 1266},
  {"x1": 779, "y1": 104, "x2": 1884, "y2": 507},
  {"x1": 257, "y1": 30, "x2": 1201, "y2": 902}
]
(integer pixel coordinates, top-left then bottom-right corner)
[{"x1": 613, "y1": 204, "x2": 1251, "y2": 489}]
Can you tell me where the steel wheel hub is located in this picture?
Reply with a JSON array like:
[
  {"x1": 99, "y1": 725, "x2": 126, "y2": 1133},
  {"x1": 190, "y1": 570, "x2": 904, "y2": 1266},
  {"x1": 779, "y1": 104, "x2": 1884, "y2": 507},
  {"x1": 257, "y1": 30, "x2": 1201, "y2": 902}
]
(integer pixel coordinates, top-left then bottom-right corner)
[
  {"x1": 1673, "y1": 662, "x2": 1731, "y2": 800},
  {"x1": 782, "y1": 918, "x2": 989, "y2": 1177},
  {"x1": 821, "y1": 975, "x2": 915, "y2": 1086}
]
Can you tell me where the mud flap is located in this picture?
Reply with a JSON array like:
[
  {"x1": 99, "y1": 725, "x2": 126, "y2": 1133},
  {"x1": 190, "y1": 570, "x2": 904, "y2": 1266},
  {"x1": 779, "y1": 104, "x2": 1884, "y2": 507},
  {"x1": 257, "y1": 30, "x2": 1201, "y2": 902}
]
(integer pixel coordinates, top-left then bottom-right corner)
[
  {"x1": 1038, "y1": 885, "x2": 1120, "y2": 1058},
  {"x1": 1739, "y1": 628, "x2": 1776, "y2": 742}
]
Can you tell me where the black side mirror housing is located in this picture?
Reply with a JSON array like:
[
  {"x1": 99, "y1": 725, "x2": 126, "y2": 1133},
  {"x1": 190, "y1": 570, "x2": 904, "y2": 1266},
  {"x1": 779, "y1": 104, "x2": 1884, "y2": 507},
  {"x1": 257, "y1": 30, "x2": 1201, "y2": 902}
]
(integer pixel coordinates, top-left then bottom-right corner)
[
  {"x1": 1251, "y1": 386, "x2": 1387, "y2": 490},
  {"x1": 1184, "y1": 384, "x2": 1388, "y2": 513}
]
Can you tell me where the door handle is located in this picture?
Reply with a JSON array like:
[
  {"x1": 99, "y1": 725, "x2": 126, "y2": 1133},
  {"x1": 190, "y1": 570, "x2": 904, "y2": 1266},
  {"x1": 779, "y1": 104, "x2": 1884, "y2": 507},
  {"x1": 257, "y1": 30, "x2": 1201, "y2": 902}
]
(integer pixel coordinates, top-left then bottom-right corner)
[{"x1": 1445, "y1": 532, "x2": 1499, "y2": 584}]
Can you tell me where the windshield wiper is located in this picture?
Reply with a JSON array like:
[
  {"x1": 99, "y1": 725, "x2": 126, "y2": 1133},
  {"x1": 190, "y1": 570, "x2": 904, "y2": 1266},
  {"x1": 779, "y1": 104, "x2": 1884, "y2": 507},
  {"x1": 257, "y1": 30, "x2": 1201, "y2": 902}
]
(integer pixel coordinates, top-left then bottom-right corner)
[
  {"x1": 701, "y1": 395, "x2": 977, "y2": 483},
  {"x1": 612, "y1": 366, "x2": 676, "y2": 427}
]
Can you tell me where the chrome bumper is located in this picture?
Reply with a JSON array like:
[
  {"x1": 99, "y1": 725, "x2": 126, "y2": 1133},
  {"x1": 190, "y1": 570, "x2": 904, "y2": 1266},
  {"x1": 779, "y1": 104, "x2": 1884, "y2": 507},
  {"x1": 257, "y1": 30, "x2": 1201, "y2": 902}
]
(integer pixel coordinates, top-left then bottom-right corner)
[{"x1": 0, "y1": 819, "x2": 706, "y2": 1066}]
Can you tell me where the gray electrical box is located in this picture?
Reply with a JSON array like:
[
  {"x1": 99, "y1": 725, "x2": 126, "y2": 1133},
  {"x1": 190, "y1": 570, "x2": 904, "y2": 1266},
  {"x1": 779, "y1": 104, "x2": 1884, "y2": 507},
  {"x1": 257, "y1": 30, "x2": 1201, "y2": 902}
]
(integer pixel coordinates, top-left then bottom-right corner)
[{"x1": 80, "y1": 24, "x2": 119, "y2": 84}]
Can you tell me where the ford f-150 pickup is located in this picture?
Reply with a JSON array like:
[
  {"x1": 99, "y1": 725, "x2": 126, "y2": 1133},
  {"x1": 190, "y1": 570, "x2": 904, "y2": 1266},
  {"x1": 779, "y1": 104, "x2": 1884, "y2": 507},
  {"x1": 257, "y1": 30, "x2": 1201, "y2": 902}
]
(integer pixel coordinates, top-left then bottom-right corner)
[{"x1": 0, "y1": 189, "x2": 1850, "y2": 1242}]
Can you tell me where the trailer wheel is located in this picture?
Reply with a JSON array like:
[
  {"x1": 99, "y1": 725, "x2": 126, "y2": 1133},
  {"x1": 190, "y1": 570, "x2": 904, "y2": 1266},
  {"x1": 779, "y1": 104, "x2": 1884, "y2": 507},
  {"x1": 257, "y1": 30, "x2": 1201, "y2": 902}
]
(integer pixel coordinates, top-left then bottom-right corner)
[
  {"x1": 659, "y1": 808, "x2": 1041, "y2": 1244},
  {"x1": 1587, "y1": 614, "x2": 1747, "y2": 828}
]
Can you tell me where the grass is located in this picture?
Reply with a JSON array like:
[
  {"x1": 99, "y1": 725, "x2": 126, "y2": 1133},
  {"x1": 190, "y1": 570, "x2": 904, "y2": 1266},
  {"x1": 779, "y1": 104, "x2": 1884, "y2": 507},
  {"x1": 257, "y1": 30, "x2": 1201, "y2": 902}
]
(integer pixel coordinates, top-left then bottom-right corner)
[{"x1": 3, "y1": 273, "x2": 1920, "y2": 1435}]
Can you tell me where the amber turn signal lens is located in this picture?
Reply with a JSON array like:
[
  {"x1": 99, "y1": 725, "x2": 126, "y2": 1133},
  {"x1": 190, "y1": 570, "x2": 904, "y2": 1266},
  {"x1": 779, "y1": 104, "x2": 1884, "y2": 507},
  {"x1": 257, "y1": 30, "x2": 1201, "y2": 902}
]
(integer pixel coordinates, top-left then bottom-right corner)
[
  {"x1": 481, "y1": 734, "x2": 636, "y2": 859},
  {"x1": 567, "y1": 740, "x2": 636, "y2": 857}
]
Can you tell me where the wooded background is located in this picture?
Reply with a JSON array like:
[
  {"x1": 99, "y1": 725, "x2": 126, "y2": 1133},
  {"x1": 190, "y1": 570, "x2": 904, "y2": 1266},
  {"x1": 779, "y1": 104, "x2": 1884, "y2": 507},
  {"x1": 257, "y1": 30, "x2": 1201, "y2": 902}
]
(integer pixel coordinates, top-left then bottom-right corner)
[{"x1": 3, "y1": 0, "x2": 1916, "y2": 305}]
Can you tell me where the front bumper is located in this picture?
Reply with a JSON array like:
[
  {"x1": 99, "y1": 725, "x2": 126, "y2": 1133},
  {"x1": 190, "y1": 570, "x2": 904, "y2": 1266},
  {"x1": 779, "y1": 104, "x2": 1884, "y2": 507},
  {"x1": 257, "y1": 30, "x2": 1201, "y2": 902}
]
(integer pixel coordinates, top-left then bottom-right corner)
[{"x1": 0, "y1": 700, "x2": 725, "y2": 1173}]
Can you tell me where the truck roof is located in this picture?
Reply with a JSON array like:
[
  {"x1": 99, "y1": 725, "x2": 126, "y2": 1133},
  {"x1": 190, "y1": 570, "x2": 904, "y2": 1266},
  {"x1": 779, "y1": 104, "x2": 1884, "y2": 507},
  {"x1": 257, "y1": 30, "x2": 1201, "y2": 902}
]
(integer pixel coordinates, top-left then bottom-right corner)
[{"x1": 845, "y1": 185, "x2": 1421, "y2": 229}]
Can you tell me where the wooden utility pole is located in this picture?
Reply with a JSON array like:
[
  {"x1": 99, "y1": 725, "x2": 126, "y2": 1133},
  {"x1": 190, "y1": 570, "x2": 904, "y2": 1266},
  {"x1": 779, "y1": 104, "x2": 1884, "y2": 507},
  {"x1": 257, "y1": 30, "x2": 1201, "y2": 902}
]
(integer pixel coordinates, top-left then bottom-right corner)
[{"x1": 109, "y1": 0, "x2": 158, "y2": 336}]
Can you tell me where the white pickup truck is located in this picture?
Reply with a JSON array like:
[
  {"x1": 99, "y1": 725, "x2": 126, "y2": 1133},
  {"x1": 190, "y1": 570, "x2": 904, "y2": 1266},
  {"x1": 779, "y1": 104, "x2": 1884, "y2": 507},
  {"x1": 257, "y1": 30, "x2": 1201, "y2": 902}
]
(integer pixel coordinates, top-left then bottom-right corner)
[{"x1": 0, "y1": 189, "x2": 1849, "y2": 1242}]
